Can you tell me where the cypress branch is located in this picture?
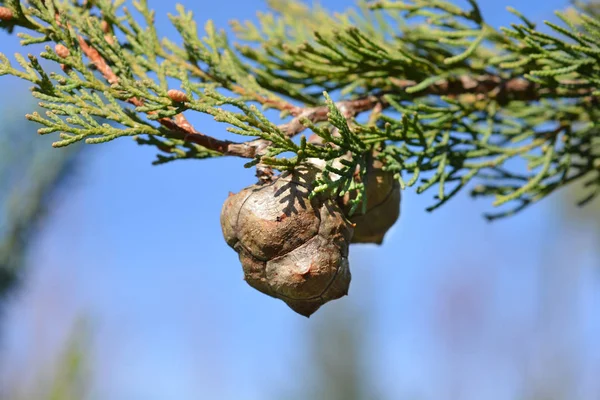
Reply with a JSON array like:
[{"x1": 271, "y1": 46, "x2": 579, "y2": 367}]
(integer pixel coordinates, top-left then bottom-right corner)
[{"x1": 0, "y1": 0, "x2": 598, "y2": 218}]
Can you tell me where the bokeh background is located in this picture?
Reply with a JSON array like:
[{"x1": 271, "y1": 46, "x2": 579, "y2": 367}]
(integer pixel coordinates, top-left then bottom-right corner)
[{"x1": 0, "y1": 1, "x2": 599, "y2": 399}]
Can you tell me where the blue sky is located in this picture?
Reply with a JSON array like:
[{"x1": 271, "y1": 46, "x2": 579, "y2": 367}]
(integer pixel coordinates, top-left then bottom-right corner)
[{"x1": 1, "y1": 1, "x2": 599, "y2": 399}]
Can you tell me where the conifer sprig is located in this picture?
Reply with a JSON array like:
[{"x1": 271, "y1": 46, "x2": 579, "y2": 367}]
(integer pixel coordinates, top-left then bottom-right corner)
[{"x1": 0, "y1": 0, "x2": 598, "y2": 217}]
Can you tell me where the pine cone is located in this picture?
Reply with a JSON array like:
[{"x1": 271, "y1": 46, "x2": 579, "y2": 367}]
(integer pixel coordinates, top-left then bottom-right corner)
[
  {"x1": 221, "y1": 164, "x2": 354, "y2": 317},
  {"x1": 342, "y1": 158, "x2": 401, "y2": 245}
]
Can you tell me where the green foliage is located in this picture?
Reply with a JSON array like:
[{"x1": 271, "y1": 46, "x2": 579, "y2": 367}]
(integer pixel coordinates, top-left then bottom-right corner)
[
  {"x1": 0, "y1": 0, "x2": 598, "y2": 218},
  {"x1": 3, "y1": 318, "x2": 90, "y2": 400},
  {"x1": 46, "y1": 319, "x2": 90, "y2": 400}
]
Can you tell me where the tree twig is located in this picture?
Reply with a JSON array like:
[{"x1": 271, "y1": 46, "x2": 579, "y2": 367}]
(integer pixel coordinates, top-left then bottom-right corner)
[{"x1": 78, "y1": 31, "x2": 592, "y2": 161}]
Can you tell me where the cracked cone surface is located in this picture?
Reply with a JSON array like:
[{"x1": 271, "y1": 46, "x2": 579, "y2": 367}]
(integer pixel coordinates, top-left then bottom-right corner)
[{"x1": 220, "y1": 165, "x2": 353, "y2": 317}]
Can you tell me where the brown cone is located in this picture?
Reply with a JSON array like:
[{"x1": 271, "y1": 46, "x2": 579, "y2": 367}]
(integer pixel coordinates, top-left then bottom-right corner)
[
  {"x1": 220, "y1": 164, "x2": 354, "y2": 317},
  {"x1": 342, "y1": 158, "x2": 401, "y2": 244}
]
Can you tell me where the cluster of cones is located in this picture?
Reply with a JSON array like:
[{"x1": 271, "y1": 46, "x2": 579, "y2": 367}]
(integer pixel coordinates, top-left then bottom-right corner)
[{"x1": 220, "y1": 158, "x2": 400, "y2": 317}]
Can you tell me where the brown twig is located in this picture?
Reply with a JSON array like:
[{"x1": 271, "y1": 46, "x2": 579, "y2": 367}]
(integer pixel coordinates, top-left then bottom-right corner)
[
  {"x1": 58, "y1": 9, "x2": 247, "y2": 157},
  {"x1": 78, "y1": 32, "x2": 384, "y2": 158},
  {"x1": 278, "y1": 96, "x2": 382, "y2": 138},
  {"x1": 64, "y1": 3, "x2": 593, "y2": 163},
  {"x1": 282, "y1": 75, "x2": 595, "y2": 142},
  {"x1": 9, "y1": 1, "x2": 599, "y2": 164},
  {"x1": 78, "y1": 36, "x2": 118, "y2": 84},
  {"x1": 77, "y1": 36, "x2": 258, "y2": 156},
  {"x1": 389, "y1": 75, "x2": 592, "y2": 104},
  {"x1": 78, "y1": 30, "x2": 591, "y2": 160}
]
